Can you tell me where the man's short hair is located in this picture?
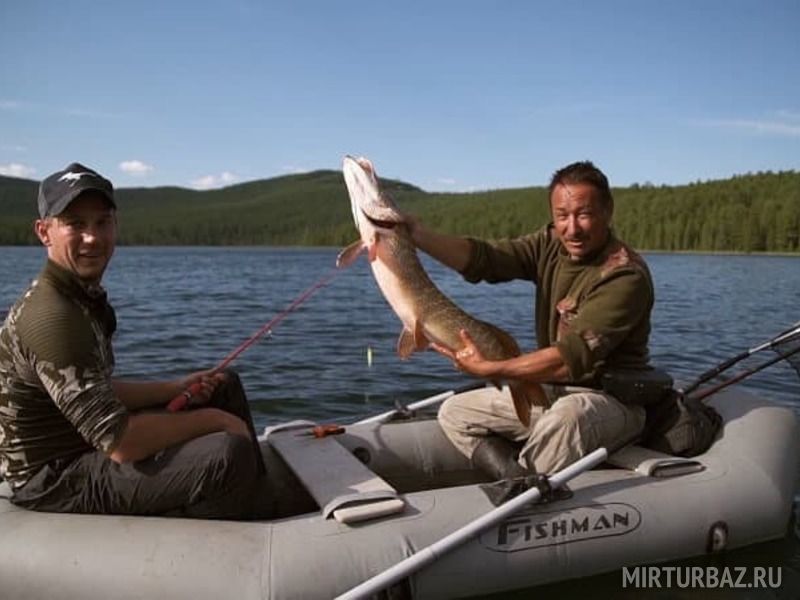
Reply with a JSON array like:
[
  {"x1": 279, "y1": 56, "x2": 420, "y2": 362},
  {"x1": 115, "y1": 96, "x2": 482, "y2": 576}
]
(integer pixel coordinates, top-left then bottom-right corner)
[{"x1": 548, "y1": 161, "x2": 613, "y2": 211}]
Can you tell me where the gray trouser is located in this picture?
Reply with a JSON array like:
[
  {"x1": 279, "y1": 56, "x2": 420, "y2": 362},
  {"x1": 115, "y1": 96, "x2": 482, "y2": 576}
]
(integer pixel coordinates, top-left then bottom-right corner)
[
  {"x1": 12, "y1": 370, "x2": 278, "y2": 520},
  {"x1": 438, "y1": 384, "x2": 646, "y2": 473}
]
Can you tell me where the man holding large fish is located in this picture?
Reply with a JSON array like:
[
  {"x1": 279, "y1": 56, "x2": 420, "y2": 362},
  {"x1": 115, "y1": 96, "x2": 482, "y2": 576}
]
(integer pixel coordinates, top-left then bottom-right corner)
[{"x1": 341, "y1": 157, "x2": 654, "y2": 490}]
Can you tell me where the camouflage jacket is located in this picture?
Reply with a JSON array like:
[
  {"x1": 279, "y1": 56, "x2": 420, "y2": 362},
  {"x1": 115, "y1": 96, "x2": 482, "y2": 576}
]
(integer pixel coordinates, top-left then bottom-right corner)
[
  {"x1": 0, "y1": 260, "x2": 128, "y2": 490},
  {"x1": 461, "y1": 225, "x2": 653, "y2": 385}
]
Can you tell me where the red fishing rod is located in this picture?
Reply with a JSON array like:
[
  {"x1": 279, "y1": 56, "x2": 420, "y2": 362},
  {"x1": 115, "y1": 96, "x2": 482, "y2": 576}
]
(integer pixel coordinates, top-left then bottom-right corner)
[{"x1": 167, "y1": 268, "x2": 341, "y2": 412}]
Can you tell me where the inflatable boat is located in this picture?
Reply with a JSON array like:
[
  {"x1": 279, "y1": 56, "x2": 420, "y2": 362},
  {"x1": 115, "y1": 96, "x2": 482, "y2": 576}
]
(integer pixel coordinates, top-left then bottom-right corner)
[{"x1": 1, "y1": 385, "x2": 797, "y2": 599}]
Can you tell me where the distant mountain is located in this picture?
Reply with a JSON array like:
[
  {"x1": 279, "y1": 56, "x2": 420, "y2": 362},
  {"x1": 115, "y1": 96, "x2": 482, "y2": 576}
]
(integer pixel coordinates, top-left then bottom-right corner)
[{"x1": 1, "y1": 169, "x2": 798, "y2": 252}]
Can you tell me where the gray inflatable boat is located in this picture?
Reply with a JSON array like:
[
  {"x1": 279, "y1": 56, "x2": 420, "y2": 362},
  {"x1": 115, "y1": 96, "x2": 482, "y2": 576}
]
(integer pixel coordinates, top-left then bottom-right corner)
[{"x1": 1, "y1": 385, "x2": 797, "y2": 599}]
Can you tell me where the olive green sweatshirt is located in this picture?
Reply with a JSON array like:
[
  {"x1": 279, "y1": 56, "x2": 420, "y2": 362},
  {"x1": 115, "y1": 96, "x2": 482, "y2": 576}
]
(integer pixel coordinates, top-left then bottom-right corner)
[
  {"x1": 0, "y1": 260, "x2": 128, "y2": 490},
  {"x1": 461, "y1": 224, "x2": 653, "y2": 385}
]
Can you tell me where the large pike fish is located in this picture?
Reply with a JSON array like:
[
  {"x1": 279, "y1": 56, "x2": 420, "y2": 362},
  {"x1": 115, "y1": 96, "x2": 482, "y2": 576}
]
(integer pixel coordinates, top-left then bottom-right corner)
[{"x1": 336, "y1": 156, "x2": 546, "y2": 425}]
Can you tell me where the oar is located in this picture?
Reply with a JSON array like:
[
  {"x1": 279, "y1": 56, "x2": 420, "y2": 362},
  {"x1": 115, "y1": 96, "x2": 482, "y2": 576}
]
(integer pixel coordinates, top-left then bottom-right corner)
[
  {"x1": 354, "y1": 381, "x2": 488, "y2": 425},
  {"x1": 335, "y1": 447, "x2": 608, "y2": 600},
  {"x1": 680, "y1": 320, "x2": 800, "y2": 395}
]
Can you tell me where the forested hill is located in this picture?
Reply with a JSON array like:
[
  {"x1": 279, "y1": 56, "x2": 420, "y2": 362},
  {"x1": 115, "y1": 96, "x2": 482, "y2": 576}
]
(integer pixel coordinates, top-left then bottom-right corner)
[{"x1": 1, "y1": 169, "x2": 798, "y2": 253}]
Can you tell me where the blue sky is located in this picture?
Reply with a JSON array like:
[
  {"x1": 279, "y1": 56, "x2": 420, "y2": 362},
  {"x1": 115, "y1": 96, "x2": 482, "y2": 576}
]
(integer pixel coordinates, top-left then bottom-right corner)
[{"x1": 1, "y1": 1, "x2": 798, "y2": 192}]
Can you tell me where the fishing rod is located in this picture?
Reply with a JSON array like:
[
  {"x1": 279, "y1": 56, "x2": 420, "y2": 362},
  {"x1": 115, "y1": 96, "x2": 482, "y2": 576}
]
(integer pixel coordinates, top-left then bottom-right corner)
[
  {"x1": 690, "y1": 344, "x2": 800, "y2": 402},
  {"x1": 167, "y1": 268, "x2": 341, "y2": 412},
  {"x1": 680, "y1": 320, "x2": 800, "y2": 396}
]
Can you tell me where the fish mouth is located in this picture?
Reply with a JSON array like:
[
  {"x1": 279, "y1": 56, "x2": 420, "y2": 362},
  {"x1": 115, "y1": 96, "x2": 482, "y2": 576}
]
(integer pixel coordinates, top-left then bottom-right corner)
[
  {"x1": 344, "y1": 155, "x2": 404, "y2": 232},
  {"x1": 362, "y1": 209, "x2": 400, "y2": 230}
]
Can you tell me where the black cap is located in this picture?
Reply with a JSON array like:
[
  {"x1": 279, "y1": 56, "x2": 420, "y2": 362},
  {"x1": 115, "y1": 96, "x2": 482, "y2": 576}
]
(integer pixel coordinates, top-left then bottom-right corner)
[{"x1": 37, "y1": 162, "x2": 116, "y2": 218}]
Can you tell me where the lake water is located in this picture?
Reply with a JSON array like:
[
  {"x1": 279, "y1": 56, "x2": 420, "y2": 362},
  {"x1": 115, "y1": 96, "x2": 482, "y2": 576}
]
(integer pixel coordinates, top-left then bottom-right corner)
[{"x1": 2, "y1": 246, "x2": 799, "y2": 598}]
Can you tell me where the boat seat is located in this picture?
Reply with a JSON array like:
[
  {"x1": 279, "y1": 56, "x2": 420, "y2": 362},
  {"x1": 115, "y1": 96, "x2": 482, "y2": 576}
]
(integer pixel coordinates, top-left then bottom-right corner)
[
  {"x1": 262, "y1": 421, "x2": 406, "y2": 524},
  {"x1": 608, "y1": 444, "x2": 705, "y2": 477}
]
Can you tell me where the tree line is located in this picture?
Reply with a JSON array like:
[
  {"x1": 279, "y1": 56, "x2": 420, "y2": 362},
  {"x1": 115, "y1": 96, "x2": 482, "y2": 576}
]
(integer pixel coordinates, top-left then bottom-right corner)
[{"x1": 1, "y1": 169, "x2": 797, "y2": 253}]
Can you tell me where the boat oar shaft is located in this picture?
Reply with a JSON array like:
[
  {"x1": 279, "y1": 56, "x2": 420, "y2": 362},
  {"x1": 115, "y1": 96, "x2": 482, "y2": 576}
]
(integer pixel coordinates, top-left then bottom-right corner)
[
  {"x1": 335, "y1": 447, "x2": 608, "y2": 600},
  {"x1": 354, "y1": 382, "x2": 487, "y2": 425}
]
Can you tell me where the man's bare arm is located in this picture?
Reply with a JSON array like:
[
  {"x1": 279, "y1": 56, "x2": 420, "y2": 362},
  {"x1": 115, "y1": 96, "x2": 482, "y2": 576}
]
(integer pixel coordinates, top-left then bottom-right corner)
[
  {"x1": 108, "y1": 408, "x2": 249, "y2": 464},
  {"x1": 406, "y1": 215, "x2": 472, "y2": 272}
]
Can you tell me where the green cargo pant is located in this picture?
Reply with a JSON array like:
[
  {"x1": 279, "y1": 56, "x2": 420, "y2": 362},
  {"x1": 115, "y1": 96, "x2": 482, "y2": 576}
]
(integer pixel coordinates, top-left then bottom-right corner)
[{"x1": 438, "y1": 384, "x2": 645, "y2": 473}]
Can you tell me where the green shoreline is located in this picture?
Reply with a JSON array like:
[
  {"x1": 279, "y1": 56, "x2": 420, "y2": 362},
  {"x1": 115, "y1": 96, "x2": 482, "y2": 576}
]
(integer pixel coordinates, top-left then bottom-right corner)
[
  {"x1": 3, "y1": 244, "x2": 798, "y2": 258},
  {"x1": 2, "y1": 169, "x2": 798, "y2": 253}
]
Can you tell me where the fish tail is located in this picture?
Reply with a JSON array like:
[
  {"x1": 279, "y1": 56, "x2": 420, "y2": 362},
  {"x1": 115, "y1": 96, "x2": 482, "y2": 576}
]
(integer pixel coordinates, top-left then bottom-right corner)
[{"x1": 509, "y1": 381, "x2": 549, "y2": 427}]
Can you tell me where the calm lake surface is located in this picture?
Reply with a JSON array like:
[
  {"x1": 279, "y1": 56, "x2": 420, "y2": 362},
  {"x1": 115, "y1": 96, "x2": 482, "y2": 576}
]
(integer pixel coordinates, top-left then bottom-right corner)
[{"x1": 2, "y1": 246, "x2": 799, "y2": 598}]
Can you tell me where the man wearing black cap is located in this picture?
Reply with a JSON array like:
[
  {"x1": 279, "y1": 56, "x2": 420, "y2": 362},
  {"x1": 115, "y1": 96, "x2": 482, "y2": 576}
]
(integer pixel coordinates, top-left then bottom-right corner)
[{"x1": 0, "y1": 163, "x2": 288, "y2": 519}]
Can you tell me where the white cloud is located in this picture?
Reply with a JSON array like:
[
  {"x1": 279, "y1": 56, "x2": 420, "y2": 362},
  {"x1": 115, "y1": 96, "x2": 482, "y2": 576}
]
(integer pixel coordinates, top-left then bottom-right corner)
[
  {"x1": 700, "y1": 112, "x2": 800, "y2": 138},
  {"x1": 119, "y1": 160, "x2": 154, "y2": 176},
  {"x1": 717, "y1": 119, "x2": 800, "y2": 137},
  {"x1": 533, "y1": 101, "x2": 608, "y2": 116},
  {"x1": 775, "y1": 109, "x2": 800, "y2": 121},
  {"x1": 62, "y1": 107, "x2": 121, "y2": 119},
  {"x1": 0, "y1": 100, "x2": 121, "y2": 118},
  {"x1": 281, "y1": 165, "x2": 308, "y2": 174},
  {"x1": 0, "y1": 163, "x2": 36, "y2": 178},
  {"x1": 190, "y1": 171, "x2": 239, "y2": 190},
  {"x1": 436, "y1": 177, "x2": 457, "y2": 186}
]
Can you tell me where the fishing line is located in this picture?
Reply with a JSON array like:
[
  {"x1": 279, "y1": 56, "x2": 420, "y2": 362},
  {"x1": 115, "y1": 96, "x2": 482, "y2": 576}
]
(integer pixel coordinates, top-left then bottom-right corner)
[{"x1": 167, "y1": 267, "x2": 342, "y2": 411}]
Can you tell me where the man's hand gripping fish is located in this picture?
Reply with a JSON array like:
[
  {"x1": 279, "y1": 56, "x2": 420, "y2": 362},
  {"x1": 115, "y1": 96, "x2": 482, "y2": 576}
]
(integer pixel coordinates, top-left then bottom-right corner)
[{"x1": 336, "y1": 156, "x2": 547, "y2": 425}]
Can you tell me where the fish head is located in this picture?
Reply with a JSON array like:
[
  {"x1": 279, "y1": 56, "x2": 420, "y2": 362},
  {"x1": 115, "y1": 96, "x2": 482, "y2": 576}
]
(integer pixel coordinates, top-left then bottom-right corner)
[{"x1": 342, "y1": 155, "x2": 404, "y2": 238}]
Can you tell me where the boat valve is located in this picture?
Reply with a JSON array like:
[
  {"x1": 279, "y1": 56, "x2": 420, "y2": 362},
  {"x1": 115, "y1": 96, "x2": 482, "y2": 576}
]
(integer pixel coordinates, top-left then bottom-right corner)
[{"x1": 706, "y1": 521, "x2": 729, "y2": 553}]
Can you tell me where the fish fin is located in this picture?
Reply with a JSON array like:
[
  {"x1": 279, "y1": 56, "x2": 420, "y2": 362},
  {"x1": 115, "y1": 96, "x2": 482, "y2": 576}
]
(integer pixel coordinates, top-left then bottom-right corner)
[
  {"x1": 413, "y1": 320, "x2": 429, "y2": 351},
  {"x1": 368, "y1": 234, "x2": 379, "y2": 262},
  {"x1": 397, "y1": 322, "x2": 429, "y2": 359},
  {"x1": 509, "y1": 381, "x2": 549, "y2": 427},
  {"x1": 336, "y1": 240, "x2": 365, "y2": 268},
  {"x1": 480, "y1": 321, "x2": 540, "y2": 425},
  {"x1": 397, "y1": 328, "x2": 416, "y2": 360}
]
